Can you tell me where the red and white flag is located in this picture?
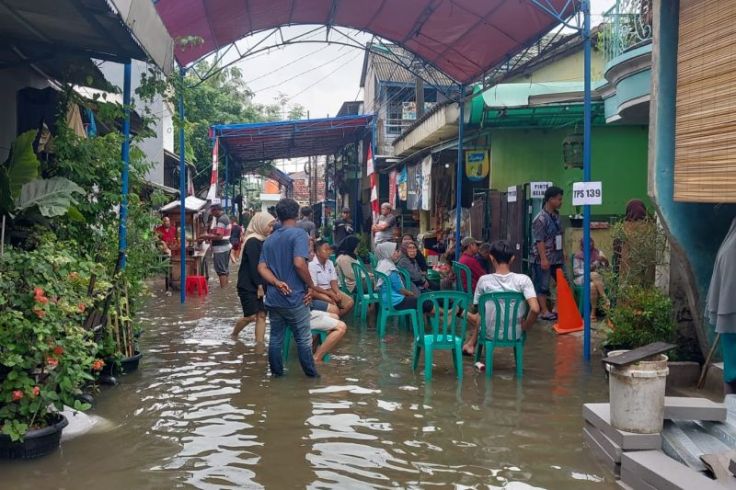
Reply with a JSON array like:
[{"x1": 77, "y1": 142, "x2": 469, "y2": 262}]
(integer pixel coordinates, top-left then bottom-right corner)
[
  {"x1": 206, "y1": 137, "x2": 220, "y2": 203},
  {"x1": 368, "y1": 146, "x2": 379, "y2": 219}
]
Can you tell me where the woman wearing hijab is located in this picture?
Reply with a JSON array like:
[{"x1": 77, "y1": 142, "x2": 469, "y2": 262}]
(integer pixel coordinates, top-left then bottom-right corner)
[
  {"x1": 397, "y1": 240, "x2": 428, "y2": 293},
  {"x1": 573, "y1": 238, "x2": 610, "y2": 321},
  {"x1": 401, "y1": 234, "x2": 428, "y2": 271},
  {"x1": 615, "y1": 199, "x2": 655, "y2": 286},
  {"x1": 375, "y1": 242, "x2": 432, "y2": 313},
  {"x1": 232, "y1": 211, "x2": 275, "y2": 340},
  {"x1": 706, "y1": 217, "x2": 736, "y2": 395},
  {"x1": 334, "y1": 235, "x2": 361, "y2": 293}
]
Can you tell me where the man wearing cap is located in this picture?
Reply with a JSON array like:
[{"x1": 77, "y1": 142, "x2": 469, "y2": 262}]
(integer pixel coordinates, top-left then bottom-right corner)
[
  {"x1": 333, "y1": 207, "x2": 354, "y2": 244},
  {"x1": 372, "y1": 203, "x2": 396, "y2": 245},
  {"x1": 459, "y1": 237, "x2": 486, "y2": 292},
  {"x1": 201, "y1": 203, "x2": 232, "y2": 288}
]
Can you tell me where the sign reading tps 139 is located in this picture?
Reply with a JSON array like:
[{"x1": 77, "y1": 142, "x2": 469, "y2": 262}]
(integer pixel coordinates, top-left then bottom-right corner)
[{"x1": 572, "y1": 181, "x2": 603, "y2": 206}]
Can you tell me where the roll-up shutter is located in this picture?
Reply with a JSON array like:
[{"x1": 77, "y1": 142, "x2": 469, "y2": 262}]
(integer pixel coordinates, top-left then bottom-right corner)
[{"x1": 674, "y1": 0, "x2": 736, "y2": 202}]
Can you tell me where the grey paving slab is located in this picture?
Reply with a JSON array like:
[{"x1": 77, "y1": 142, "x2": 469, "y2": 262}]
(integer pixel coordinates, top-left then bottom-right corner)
[
  {"x1": 620, "y1": 468, "x2": 658, "y2": 490},
  {"x1": 662, "y1": 421, "x2": 709, "y2": 471},
  {"x1": 583, "y1": 404, "x2": 662, "y2": 450},
  {"x1": 665, "y1": 397, "x2": 727, "y2": 422},
  {"x1": 621, "y1": 450, "x2": 724, "y2": 490},
  {"x1": 585, "y1": 421, "x2": 623, "y2": 462},
  {"x1": 583, "y1": 426, "x2": 621, "y2": 476},
  {"x1": 730, "y1": 457, "x2": 735, "y2": 477}
]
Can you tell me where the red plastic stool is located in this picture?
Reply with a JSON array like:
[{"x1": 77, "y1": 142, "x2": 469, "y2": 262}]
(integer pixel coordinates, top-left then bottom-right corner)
[{"x1": 185, "y1": 275, "x2": 208, "y2": 296}]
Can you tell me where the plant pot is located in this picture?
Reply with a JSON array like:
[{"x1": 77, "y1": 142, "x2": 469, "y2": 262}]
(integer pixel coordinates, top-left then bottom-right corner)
[
  {"x1": 101, "y1": 351, "x2": 143, "y2": 377},
  {"x1": 0, "y1": 413, "x2": 68, "y2": 459}
]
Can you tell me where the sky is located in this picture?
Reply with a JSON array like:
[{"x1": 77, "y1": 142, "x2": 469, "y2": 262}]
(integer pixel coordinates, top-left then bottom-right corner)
[{"x1": 218, "y1": 0, "x2": 617, "y2": 173}]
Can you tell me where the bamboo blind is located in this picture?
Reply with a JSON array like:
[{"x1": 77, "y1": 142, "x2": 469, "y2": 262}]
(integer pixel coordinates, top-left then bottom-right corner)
[{"x1": 674, "y1": 0, "x2": 736, "y2": 202}]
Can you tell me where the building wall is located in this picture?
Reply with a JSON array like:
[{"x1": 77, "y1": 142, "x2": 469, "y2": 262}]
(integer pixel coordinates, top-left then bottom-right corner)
[
  {"x1": 649, "y1": 0, "x2": 736, "y2": 354},
  {"x1": 0, "y1": 67, "x2": 50, "y2": 162},
  {"x1": 508, "y1": 48, "x2": 606, "y2": 83},
  {"x1": 489, "y1": 125, "x2": 650, "y2": 216}
]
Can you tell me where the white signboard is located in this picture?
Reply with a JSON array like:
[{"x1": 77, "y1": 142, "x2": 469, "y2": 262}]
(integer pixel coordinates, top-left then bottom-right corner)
[
  {"x1": 507, "y1": 186, "x2": 517, "y2": 202},
  {"x1": 530, "y1": 181, "x2": 552, "y2": 199},
  {"x1": 572, "y1": 181, "x2": 603, "y2": 206}
]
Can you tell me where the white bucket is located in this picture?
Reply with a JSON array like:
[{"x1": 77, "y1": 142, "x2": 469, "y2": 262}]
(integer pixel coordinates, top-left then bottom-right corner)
[{"x1": 607, "y1": 350, "x2": 669, "y2": 434}]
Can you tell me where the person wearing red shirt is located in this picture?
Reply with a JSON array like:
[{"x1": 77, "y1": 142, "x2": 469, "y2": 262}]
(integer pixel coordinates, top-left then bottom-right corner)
[
  {"x1": 459, "y1": 237, "x2": 486, "y2": 291},
  {"x1": 155, "y1": 217, "x2": 177, "y2": 255}
]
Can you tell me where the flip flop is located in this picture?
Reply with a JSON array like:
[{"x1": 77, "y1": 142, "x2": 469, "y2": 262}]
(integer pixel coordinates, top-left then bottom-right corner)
[{"x1": 540, "y1": 312, "x2": 557, "y2": 321}]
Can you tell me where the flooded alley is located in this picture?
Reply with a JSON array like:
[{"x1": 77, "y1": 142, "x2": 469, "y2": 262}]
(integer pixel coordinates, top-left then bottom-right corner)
[{"x1": 2, "y1": 284, "x2": 615, "y2": 489}]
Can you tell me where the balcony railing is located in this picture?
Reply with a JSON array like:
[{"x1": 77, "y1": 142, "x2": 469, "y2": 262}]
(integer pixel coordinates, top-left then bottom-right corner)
[{"x1": 600, "y1": 0, "x2": 653, "y2": 64}]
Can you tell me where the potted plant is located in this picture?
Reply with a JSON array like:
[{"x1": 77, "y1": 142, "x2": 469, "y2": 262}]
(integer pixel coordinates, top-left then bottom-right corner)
[
  {"x1": 355, "y1": 233, "x2": 371, "y2": 264},
  {"x1": 0, "y1": 240, "x2": 103, "y2": 458}
]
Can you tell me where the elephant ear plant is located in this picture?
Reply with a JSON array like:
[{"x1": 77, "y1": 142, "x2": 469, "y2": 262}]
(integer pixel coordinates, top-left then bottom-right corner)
[{"x1": 0, "y1": 238, "x2": 108, "y2": 442}]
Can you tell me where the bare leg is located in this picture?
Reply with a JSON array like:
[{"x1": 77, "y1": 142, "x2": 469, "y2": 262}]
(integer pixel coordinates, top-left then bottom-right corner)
[
  {"x1": 337, "y1": 291, "x2": 354, "y2": 317},
  {"x1": 313, "y1": 322, "x2": 347, "y2": 363},
  {"x1": 219, "y1": 274, "x2": 228, "y2": 288},
  {"x1": 232, "y1": 315, "x2": 255, "y2": 337},
  {"x1": 590, "y1": 285, "x2": 599, "y2": 321},
  {"x1": 254, "y1": 311, "x2": 267, "y2": 343},
  {"x1": 463, "y1": 313, "x2": 480, "y2": 354},
  {"x1": 538, "y1": 294, "x2": 549, "y2": 316}
]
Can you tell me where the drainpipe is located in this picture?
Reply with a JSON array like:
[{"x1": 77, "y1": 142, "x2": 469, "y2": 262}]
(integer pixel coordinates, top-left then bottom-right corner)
[
  {"x1": 582, "y1": 0, "x2": 593, "y2": 361},
  {"x1": 119, "y1": 61, "x2": 131, "y2": 270},
  {"x1": 178, "y1": 67, "x2": 187, "y2": 304},
  {"x1": 454, "y1": 85, "x2": 465, "y2": 260}
]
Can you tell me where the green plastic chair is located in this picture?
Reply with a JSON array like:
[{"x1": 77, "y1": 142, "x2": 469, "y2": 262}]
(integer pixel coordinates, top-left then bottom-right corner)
[
  {"x1": 336, "y1": 266, "x2": 353, "y2": 296},
  {"x1": 352, "y1": 262, "x2": 380, "y2": 324},
  {"x1": 373, "y1": 271, "x2": 419, "y2": 339},
  {"x1": 452, "y1": 261, "x2": 472, "y2": 294},
  {"x1": 283, "y1": 329, "x2": 330, "y2": 362},
  {"x1": 414, "y1": 291, "x2": 469, "y2": 380},
  {"x1": 396, "y1": 267, "x2": 413, "y2": 291},
  {"x1": 368, "y1": 252, "x2": 378, "y2": 271},
  {"x1": 475, "y1": 292, "x2": 528, "y2": 378}
]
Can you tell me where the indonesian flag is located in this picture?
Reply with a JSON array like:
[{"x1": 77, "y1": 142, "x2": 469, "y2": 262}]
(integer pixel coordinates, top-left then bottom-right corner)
[
  {"x1": 187, "y1": 164, "x2": 195, "y2": 196},
  {"x1": 206, "y1": 136, "x2": 219, "y2": 203},
  {"x1": 368, "y1": 146, "x2": 379, "y2": 218}
]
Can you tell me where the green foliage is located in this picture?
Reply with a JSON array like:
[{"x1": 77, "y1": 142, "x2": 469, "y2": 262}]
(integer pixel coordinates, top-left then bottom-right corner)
[
  {"x1": 0, "y1": 130, "x2": 41, "y2": 215},
  {"x1": 605, "y1": 286, "x2": 677, "y2": 357},
  {"x1": 0, "y1": 238, "x2": 105, "y2": 441},
  {"x1": 16, "y1": 177, "x2": 85, "y2": 218},
  {"x1": 355, "y1": 233, "x2": 371, "y2": 259}
]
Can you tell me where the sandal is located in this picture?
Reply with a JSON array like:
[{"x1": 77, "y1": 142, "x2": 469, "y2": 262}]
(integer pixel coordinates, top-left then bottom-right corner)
[{"x1": 540, "y1": 312, "x2": 557, "y2": 321}]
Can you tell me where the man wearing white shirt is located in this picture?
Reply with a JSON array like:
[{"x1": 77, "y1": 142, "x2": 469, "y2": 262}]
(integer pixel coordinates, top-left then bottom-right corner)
[{"x1": 308, "y1": 240, "x2": 354, "y2": 317}]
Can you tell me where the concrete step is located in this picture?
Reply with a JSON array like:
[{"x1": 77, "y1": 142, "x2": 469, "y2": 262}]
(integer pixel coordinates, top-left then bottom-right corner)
[
  {"x1": 664, "y1": 397, "x2": 727, "y2": 422},
  {"x1": 583, "y1": 403, "x2": 661, "y2": 450},
  {"x1": 621, "y1": 450, "x2": 724, "y2": 490}
]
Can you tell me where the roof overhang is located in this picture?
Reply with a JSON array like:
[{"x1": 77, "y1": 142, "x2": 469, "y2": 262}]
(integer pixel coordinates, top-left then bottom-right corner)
[
  {"x1": 213, "y1": 114, "x2": 374, "y2": 163},
  {"x1": 0, "y1": 0, "x2": 173, "y2": 75},
  {"x1": 155, "y1": 0, "x2": 576, "y2": 85},
  {"x1": 393, "y1": 103, "x2": 460, "y2": 158}
]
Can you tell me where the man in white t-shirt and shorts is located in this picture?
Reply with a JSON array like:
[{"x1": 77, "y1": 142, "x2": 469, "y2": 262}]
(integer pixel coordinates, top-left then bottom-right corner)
[
  {"x1": 467, "y1": 240, "x2": 540, "y2": 356},
  {"x1": 201, "y1": 204, "x2": 232, "y2": 288}
]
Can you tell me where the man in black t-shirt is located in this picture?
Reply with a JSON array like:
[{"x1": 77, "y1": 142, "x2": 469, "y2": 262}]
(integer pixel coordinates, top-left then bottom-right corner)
[{"x1": 333, "y1": 207, "x2": 354, "y2": 244}]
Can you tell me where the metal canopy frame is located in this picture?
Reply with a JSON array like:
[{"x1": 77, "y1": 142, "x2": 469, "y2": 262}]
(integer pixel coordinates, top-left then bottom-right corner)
[{"x1": 169, "y1": 0, "x2": 595, "y2": 364}]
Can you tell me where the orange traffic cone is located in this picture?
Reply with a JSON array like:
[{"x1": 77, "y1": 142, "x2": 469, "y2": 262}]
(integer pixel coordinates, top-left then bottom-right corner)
[{"x1": 553, "y1": 268, "x2": 584, "y2": 335}]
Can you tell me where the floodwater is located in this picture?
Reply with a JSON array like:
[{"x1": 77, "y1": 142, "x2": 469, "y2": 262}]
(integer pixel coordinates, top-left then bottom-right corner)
[{"x1": 2, "y1": 281, "x2": 616, "y2": 489}]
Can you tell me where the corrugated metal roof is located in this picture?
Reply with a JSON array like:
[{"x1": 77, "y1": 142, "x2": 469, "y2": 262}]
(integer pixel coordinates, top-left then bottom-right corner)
[{"x1": 360, "y1": 44, "x2": 457, "y2": 88}]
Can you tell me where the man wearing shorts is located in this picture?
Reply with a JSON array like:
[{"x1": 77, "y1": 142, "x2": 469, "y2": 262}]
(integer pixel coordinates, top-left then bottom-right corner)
[
  {"x1": 309, "y1": 310, "x2": 347, "y2": 365},
  {"x1": 531, "y1": 186, "x2": 565, "y2": 321},
  {"x1": 202, "y1": 204, "x2": 232, "y2": 288}
]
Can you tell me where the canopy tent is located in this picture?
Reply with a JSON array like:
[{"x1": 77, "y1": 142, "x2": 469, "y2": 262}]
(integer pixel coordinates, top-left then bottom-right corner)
[
  {"x1": 213, "y1": 114, "x2": 374, "y2": 163},
  {"x1": 154, "y1": 0, "x2": 575, "y2": 85}
]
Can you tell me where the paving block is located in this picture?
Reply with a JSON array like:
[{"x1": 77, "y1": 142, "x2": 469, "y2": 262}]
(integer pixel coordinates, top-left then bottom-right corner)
[
  {"x1": 621, "y1": 450, "x2": 725, "y2": 490},
  {"x1": 583, "y1": 404, "x2": 662, "y2": 450},
  {"x1": 585, "y1": 421, "x2": 623, "y2": 462},
  {"x1": 620, "y1": 468, "x2": 658, "y2": 490},
  {"x1": 664, "y1": 397, "x2": 727, "y2": 422},
  {"x1": 730, "y1": 457, "x2": 736, "y2": 477},
  {"x1": 583, "y1": 426, "x2": 620, "y2": 477}
]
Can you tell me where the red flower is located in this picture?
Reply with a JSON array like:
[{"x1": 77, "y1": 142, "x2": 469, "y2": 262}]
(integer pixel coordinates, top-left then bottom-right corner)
[
  {"x1": 33, "y1": 287, "x2": 44, "y2": 297},
  {"x1": 33, "y1": 307, "x2": 46, "y2": 319},
  {"x1": 11, "y1": 390, "x2": 23, "y2": 401},
  {"x1": 78, "y1": 303, "x2": 86, "y2": 313},
  {"x1": 32, "y1": 386, "x2": 40, "y2": 397},
  {"x1": 46, "y1": 357, "x2": 59, "y2": 368},
  {"x1": 53, "y1": 345, "x2": 64, "y2": 356},
  {"x1": 35, "y1": 295, "x2": 49, "y2": 304},
  {"x1": 91, "y1": 359, "x2": 105, "y2": 372}
]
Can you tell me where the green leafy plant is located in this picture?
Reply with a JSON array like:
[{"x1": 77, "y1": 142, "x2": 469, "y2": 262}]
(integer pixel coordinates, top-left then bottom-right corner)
[{"x1": 0, "y1": 238, "x2": 109, "y2": 442}]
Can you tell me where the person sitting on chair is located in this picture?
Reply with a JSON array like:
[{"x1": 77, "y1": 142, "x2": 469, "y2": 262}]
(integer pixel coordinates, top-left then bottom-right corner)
[
  {"x1": 309, "y1": 239, "x2": 354, "y2": 317},
  {"x1": 375, "y1": 242, "x2": 433, "y2": 314},
  {"x1": 466, "y1": 240, "x2": 540, "y2": 357}
]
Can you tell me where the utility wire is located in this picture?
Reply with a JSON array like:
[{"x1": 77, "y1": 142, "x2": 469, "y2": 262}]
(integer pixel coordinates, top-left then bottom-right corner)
[
  {"x1": 250, "y1": 47, "x2": 353, "y2": 93},
  {"x1": 286, "y1": 51, "x2": 363, "y2": 101},
  {"x1": 245, "y1": 44, "x2": 332, "y2": 84}
]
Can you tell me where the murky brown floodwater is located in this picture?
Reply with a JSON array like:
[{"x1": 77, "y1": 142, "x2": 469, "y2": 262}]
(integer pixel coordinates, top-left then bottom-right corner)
[{"x1": 2, "y1": 280, "x2": 616, "y2": 489}]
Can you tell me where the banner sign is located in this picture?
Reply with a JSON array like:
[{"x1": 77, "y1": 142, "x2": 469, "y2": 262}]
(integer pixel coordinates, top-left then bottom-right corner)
[
  {"x1": 572, "y1": 181, "x2": 603, "y2": 206},
  {"x1": 530, "y1": 181, "x2": 553, "y2": 199},
  {"x1": 421, "y1": 156, "x2": 432, "y2": 211},
  {"x1": 206, "y1": 137, "x2": 219, "y2": 202},
  {"x1": 465, "y1": 149, "x2": 490, "y2": 181}
]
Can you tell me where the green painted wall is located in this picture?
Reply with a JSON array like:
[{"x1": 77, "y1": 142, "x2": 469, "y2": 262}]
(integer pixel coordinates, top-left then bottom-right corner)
[{"x1": 488, "y1": 125, "x2": 650, "y2": 216}]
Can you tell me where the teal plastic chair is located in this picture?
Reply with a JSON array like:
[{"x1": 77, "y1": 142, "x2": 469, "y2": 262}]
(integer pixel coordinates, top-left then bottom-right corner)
[
  {"x1": 396, "y1": 267, "x2": 413, "y2": 291},
  {"x1": 283, "y1": 329, "x2": 330, "y2": 362},
  {"x1": 368, "y1": 252, "x2": 378, "y2": 271},
  {"x1": 352, "y1": 262, "x2": 380, "y2": 324},
  {"x1": 374, "y1": 271, "x2": 419, "y2": 339},
  {"x1": 475, "y1": 292, "x2": 528, "y2": 377},
  {"x1": 452, "y1": 261, "x2": 472, "y2": 294},
  {"x1": 414, "y1": 291, "x2": 469, "y2": 380},
  {"x1": 336, "y1": 266, "x2": 353, "y2": 296}
]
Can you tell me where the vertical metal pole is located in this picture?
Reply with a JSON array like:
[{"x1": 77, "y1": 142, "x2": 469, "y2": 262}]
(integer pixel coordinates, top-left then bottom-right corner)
[
  {"x1": 582, "y1": 0, "x2": 592, "y2": 361},
  {"x1": 178, "y1": 67, "x2": 187, "y2": 304},
  {"x1": 454, "y1": 86, "x2": 465, "y2": 260},
  {"x1": 119, "y1": 61, "x2": 132, "y2": 270}
]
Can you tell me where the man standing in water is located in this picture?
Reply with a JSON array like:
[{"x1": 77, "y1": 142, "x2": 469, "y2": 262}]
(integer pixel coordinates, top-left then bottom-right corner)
[
  {"x1": 531, "y1": 186, "x2": 565, "y2": 321},
  {"x1": 258, "y1": 198, "x2": 319, "y2": 377},
  {"x1": 201, "y1": 204, "x2": 232, "y2": 288}
]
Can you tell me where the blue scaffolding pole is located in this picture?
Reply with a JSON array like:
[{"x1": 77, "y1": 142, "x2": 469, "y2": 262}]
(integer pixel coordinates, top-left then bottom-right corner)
[
  {"x1": 454, "y1": 85, "x2": 465, "y2": 260},
  {"x1": 119, "y1": 61, "x2": 132, "y2": 270},
  {"x1": 178, "y1": 67, "x2": 187, "y2": 304}
]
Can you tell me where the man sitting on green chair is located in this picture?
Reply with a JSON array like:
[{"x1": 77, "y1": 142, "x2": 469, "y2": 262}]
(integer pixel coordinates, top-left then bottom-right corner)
[{"x1": 465, "y1": 240, "x2": 540, "y2": 355}]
